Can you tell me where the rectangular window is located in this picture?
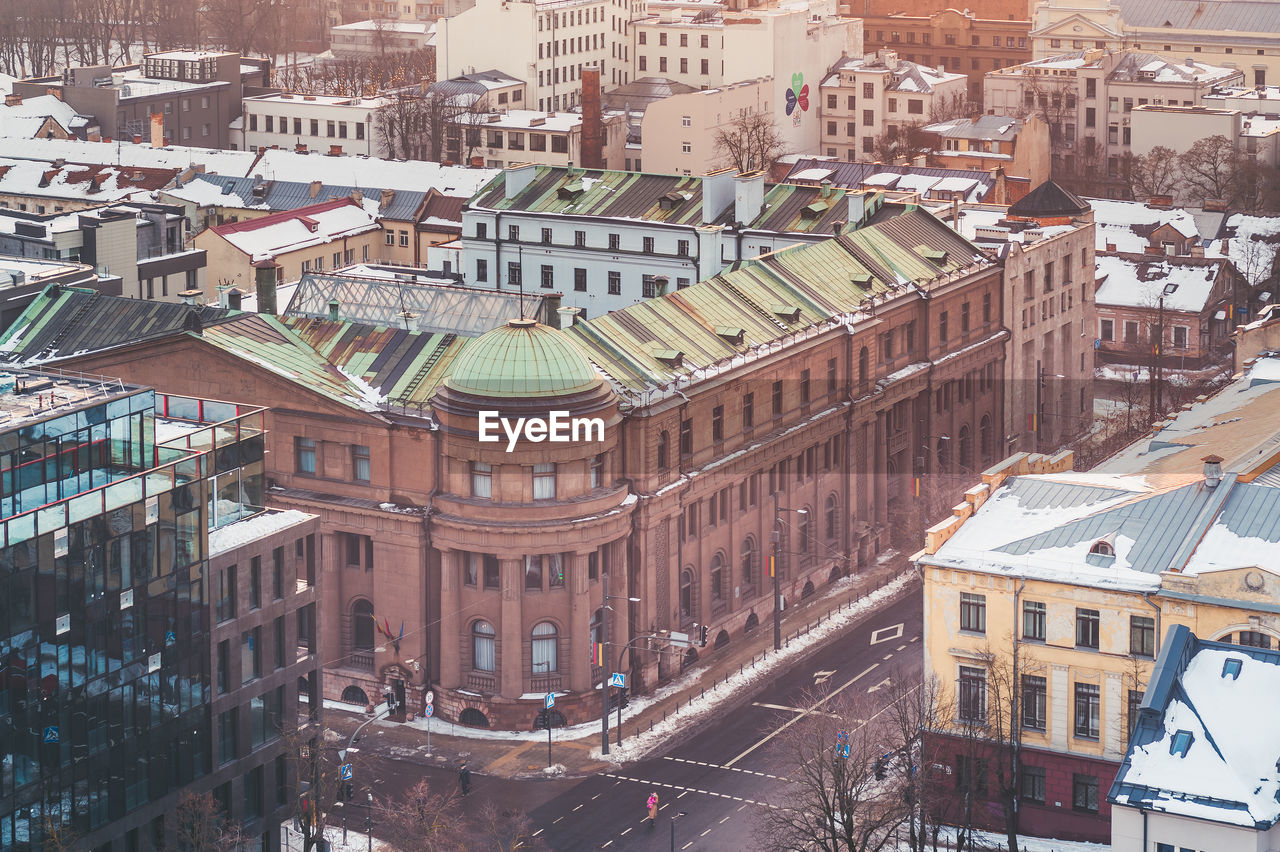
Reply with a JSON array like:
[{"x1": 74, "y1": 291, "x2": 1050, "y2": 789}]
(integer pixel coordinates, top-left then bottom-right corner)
[
  {"x1": 607, "y1": 271, "x2": 621, "y2": 294},
  {"x1": 961, "y1": 302, "x2": 970, "y2": 332},
  {"x1": 533, "y1": 462, "x2": 556, "y2": 500},
  {"x1": 272, "y1": 547, "x2": 284, "y2": 600},
  {"x1": 1076, "y1": 608, "x2": 1100, "y2": 649},
  {"x1": 1020, "y1": 765, "x2": 1046, "y2": 803},
  {"x1": 249, "y1": 556, "x2": 261, "y2": 611},
  {"x1": 608, "y1": 233, "x2": 620, "y2": 251},
  {"x1": 742, "y1": 393, "x2": 754, "y2": 428},
  {"x1": 1172, "y1": 326, "x2": 1188, "y2": 349},
  {"x1": 1023, "y1": 600, "x2": 1046, "y2": 641},
  {"x1": 574, "y1": 268, "x2": 587, "y2": 292},
  {"x1": 680, "y1": 419, "x2": 693, "y2": 457},
  {"x1": 352, "y1": 445, "x2": 370, "y2": 482},
  {"x1": 960, "y1": 593, "x2": 986, "y2": 633},
  {"x1": 939, "y1": 311, "x2": 948, "y2": 341},
  {"x1": 296, "y1": 438, "x2": 316, "y2": 475},
  {"x1": 1072, "y1": 774, "x2": 1099, "y2": 812},
  {"x1": 1022, "y1": 675, "x2": 1047, "y2": 730},
  {"x1": 482, "y1": 554, "x2": 500, "y2": 589},
  {"x1": 712, "y1": 405, "x2": 724, "y2": 441},
  {"x1": 241, "y1": 627, "x2": 261, "y2": 684},
  {"x1": 958, "y1": 665, "x2": 986, "y2": 722},
  {"x1": 217, "y1": 640, "x2": 229, "y2": 694},
  {"x1": 1124, "y1": 320, "x2": 1139, "y2": 344},
  {"x1": 1100, "y1": 318, "x2": 1113, "y2": 341},
  {"x1": 218, "y1": 708, "x2": 238, "y2": 764},
  {"x1": 1074, "y1": 683, "x2": 1100, "y2": 738},
  {"x1": 476, "y1": 258, "x2": 487, "y2": 282},
  {"x1": 541, "y1": 264, "x2": 554, "y2": 288},
  {"x1": 771, "y1": 380, "x2": 783, "y2": 416},
  {"x1": 507, "y1": 262, "x2": 522, "y2": 287},
  {"x1": 541, "y1": 227, "x2": 553, "y2": 245},
  {"x1": 1130, "y1": 615, "x2": 1155, "y2": 657},
  {"x1": 471, "y1": 461, "x2": 492, "y2": 498}
]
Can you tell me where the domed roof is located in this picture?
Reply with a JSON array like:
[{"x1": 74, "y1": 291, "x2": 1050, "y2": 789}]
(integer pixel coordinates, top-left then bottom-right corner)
[{"x1": 445, "y1": 319, "x2": 599, "y2": 398}]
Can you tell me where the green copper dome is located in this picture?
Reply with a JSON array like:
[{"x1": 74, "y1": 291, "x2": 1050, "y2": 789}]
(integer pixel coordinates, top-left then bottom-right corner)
[{"x1": 446, "y1": 319, "x2": 599, "y2": 398}]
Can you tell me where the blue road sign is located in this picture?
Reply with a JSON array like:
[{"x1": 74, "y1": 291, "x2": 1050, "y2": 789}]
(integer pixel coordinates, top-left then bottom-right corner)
[
  {"x1": 340, "y1": 763, "x2": 352, "y2": 781},
  {"x1": 43, "y1": 726, "x2": 59, "y2": 744},
  {"x1": 165, "y1": 630, "x2": 176, "y2": 645},
  {"x1": 544, "y1": 692, "x2": 556, "y2": 709},
  {"x1": 425, "y1": 702, "x2": 434, "y2": 718},
  {"x1": 609, "y1": 672, "x2": 626, "y2": 688}
]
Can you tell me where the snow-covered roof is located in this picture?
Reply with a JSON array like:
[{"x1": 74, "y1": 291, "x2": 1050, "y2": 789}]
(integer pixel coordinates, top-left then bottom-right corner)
[
  {"x1": 1110, "y1": 626, "x2": 1280, "y2": 829},
  {"x1": 826, "y1": 53, "x2": 965, "y2": 93},
  {"x1": 0, "y1": 94, "x2": 91, "y2": 131},
  {"x1": 208, "y1": 198, "x2": 380, "y2": 262},
  {"x1": 470, "y1": 110, "x2": 585, "y2": 131},
  {"x1": 208, "y1": 508, "x2": 316, "y2": 556},
  {"x1": 1094, "y1": 253, "x2": 1225, "y2": 313},
  {"x1": 0, "y1": 157, "x2": 178, "y2": 201},
  {"x1": 1088, "y1": 197, "x2": 1221, "y2": 254},
  {"x1": 924, "y1": 115, "x2": 1021, "y2": 141},
  {"x1": 331, "y1": 18, "x2": 433, "y2": 34}
]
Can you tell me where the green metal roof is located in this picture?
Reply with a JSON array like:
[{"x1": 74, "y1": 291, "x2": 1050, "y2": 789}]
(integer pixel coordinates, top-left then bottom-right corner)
[{"x1": 445, "y1": 319, "x2": 599, "y2": 398}]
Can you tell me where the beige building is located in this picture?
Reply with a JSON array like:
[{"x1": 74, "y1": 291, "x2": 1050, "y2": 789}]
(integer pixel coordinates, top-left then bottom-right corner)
[
  {"x1": 949, "y1": 179, "x2": 1096, "y2": 454},
  {"x1": 1031, "y1": 0, "x2": 1280, "y2": 88},
  {"x1": 632, "y1": 0, "x2": 862, "y2": 154},
  {"x1": 923, "y1": 113, "x2": 1052, "y2": 186},
  {"x1": 193, "y1": 198, "x2": 383, "y2": 298},
  {"x1": 438, "y1": 0, "x2": 632, "y2": 112},
  {"x1": 639, "y1": 78, "x2": 771, "y2": 175},
  {"x1": 984, "y1": 49, "x2": 1242, "y2": 195},
  {"x1": 450, "y1": 109, "x2": 625, "y2": 169},
  {"x1": 328, "y1": 19, "x2": 436, "y2": 55},
  {"x1": 818, "y1": 49, "x2": 967, "y2": 163},
  {"x1": 1130, "y1": 104, "x2": 1280, "y2": 170}
]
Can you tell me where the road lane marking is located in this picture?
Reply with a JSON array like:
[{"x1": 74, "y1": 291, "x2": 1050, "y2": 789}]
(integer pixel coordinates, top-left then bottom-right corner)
[
  {"x1": 867, "y1": 676, "x2": 892, "y2": 694},
  {"x1": 592, "y1": 793, "x2": 601, "y2": 800},
  {"x1": 720, "y1": 816, "x2": 731, "y2": 824},
  {"x1": 870, "y1": 623, "x2": 904, "y2": 645},
  {"x1": 683, "y1": 843, "x2": 693, "y2": 850},
  {"x1": 725, "y1": 663, "x2": 878, "y2": 767},
  {"x1": 601, "y1": 842, "x2": 612, "y2": 849},
  {"x1": 664, "y1": 756, "x2": 785, "y2": 780},
  {"x1": 621, "y1": 828, "x2": 632, "y2": 836},
  {"x1": 573, "y1": 804, "x2": 584, "y2": 812},
  {"x1": 896, "y1": 644, "x2": 907, "y2": 651},
  {"x1": 882, "y1": 654, "x2": 893, "y2": 660},
  {"x1": 553, "y1": 817, "x2": 563, "y2": 824},
  {"x1": 910, "y1": 635, "x2": 920, "y2": 642},
  {"x1": 701, "y1": 828, "x2": 712, "y2": 836},
  {"x1": 531, "y1": 829, "x2": 543, "y2": 837},
  {"x1": 602, "y1": 773, "x2": 779, "y2": 809}
]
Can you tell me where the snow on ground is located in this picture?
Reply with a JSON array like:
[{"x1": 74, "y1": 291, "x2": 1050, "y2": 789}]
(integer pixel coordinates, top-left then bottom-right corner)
[
  {"x1": 343, "y1": 558, "x2": 911, "y2": 749},
  {"x1": 893, "y1": 827, "x2": 1110, "y2": 851},
  {"x1": 281, "y1": 821, "x2": 394, "y2": 852}
]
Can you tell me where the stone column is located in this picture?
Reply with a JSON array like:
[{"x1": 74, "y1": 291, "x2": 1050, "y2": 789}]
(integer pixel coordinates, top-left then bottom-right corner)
[
  {"x1": 499, "y1": 557, "x2": 524, "y2": 698},
  {"x1": 439, "y1": 550, "x2": 461, "y2": 689},
  {"x1": 569, "y1": 550, "x2": 592, "y2": 694},
  {"x1": 1050, "y1": 663, "x2": 1069, "y2": 752}
]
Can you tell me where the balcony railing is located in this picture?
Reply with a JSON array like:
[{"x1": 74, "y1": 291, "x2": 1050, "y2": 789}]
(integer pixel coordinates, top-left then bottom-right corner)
[
  {"x1": 350, "y1": 652, "x2": 374, "y2": 672},
  {"x1": 466, "y1": 672, "x2": 496, "y2": 693},
  {"x1": 530, "y1": 675, "x2": 562, "y2": 694}
]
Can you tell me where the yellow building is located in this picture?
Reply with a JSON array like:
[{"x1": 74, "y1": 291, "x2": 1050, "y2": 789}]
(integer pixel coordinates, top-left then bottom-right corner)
[{"x1": 915, "y1": 359, "x2": 1280, "y2": 843}]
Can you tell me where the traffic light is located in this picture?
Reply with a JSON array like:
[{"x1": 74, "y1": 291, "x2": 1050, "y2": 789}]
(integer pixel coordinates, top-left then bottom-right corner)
[
  {"x1": 874, "y1": 755, "x2": 888, "y2": 780},
  {"x1": 699, "y1": 625, "x2": 709, "y2": 647},
  {"x1": 619, "y1": 687, "x2": 629, "y2": 710},
  {"x1": 343, "y1": 782, "x2": 353, "y2": 802}
]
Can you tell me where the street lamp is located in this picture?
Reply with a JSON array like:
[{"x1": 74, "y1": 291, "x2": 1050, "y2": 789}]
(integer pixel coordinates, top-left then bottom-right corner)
[
  {"x1": 771, "y1": 495, "x2": 808, "y2": 651},
  {"x1": 671, "y1": 810, "x2": 688, "y2": 852},
  {"x1": 1150, "y1": 281, "x2": 1178, "y2": 420},
  {"x1": 365, "y1": 791, "x2": 373, "y2": 852},
  {"x1": 599, "y1": 568, "x2": 641, "y2": 756}
]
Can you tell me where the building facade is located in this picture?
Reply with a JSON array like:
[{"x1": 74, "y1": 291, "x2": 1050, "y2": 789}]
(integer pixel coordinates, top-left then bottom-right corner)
[
  {"x1": 916, "y1": 443, "x2": 1280, "y2": 843},
  {"x1": 238, "y1": 92, "x2": 389, "y2": 156},
  {"x1": 637, "y1": 77, "x2": 771, "y2": 176},
  {"x1": 860, "y1": 8, "x2": 1033, "y2": 107},
  {"x1": 452, "y1": 109, "x2": 626, "y2": 169},
  {"x1": 9, "y1": 210, "x2": 1008, "y2": 731},
  {"x1": 818, "y1": 50, "x2": 967, "y2": 163},
  {"x1": 0, "y1": 372, "x2": 319, "y2": 851}
]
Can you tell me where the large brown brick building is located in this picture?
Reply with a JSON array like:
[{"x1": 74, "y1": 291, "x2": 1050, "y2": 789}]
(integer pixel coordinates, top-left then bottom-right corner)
[{"x1": 0, "y1": 202, "x2": 1007, "y2": 729}]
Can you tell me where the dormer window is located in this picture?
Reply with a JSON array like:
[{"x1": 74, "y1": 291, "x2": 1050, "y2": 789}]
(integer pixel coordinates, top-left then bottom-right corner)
[
  {"x1": 1169, "y1": 729, "x2": 1194, "y2": 757},
  {"x1": 1089, "y1": 539, "x2": 1115, "y2": 557},
  {"x1": 1222, "y1": 658, "x2": 1242, "y2": 680},
  {"x1": 772, "y1": 304, "x2": 802, "y2": 323},
  {"x1": 715, "y1": 326, "x2": 745, "y2": 345}
]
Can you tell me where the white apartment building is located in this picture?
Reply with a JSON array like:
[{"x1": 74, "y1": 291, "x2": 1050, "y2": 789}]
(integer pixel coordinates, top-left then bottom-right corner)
[
  {"x1": 438, "y1": 0, "x2": 638, "y2": 112},
  {"x1": 460, "y1": 163, "x2": 891, "y2": 316},
  {"x1": 1130, "y1": 104, "x2": 1280, "y2": 169},
  {"x1": 237, "y1": 92, "x2": 390, "y2": 156},
  {"x1": 631, "y1": 0, "x2": 861, "y2": 154},
  {"x1": 328, "y1": 19, "x2": 436, "y2": 55},
  {"x1": 818, "y1": 50, "x2": 967, "y2": 163},
  {"x1": 984, "y1": 49, "x2": 1243, "y2": 189},
  {"x1": 454, "y1": 109, "x2": 626, "y2": 168}
]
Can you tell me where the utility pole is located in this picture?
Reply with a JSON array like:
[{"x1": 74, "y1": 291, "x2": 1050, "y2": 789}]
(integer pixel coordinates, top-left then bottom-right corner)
[
  {"x1": 601, "y1": 568, "x2": 609, "y2": 756},
  {"x1": 771, "y1": 491, "x2": 782, "y2": 652}
]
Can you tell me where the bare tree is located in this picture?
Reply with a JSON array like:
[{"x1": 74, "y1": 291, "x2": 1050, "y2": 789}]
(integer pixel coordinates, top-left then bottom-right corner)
[
  {"x1": 377, "y1": 89, "x2": 486, "y2": 162},
  {"x1": 882, "y1": 675, "x2": 951, "y2": 852},
  {"x1": 40, "y1": 814, "x2": 79, "y2": 852},
  {"x1": 1178, "y1": 135, "x2": 1238, "y2": 204},
  {"x1": 168, "y1": 790, "x2": 247, "y2": 852},
  {"x1": 714, "y1": 111, "x2": 786, "y2": 173},
  {"x1": 465, "y1": 800, "x2": 547, "y2": 851},
  {"x1": 374, "y1": 779, "x2": 464, "y2": 851},
  {"x1": 279, "y1": 721, "x2": 340, "y2": 852},
  {"x1": 756, "y1": 689, "x2": 911, "y2": 852},
  {"x1": 872, "y1": 121, "x2": 933, "y2": 166},
  {"x1": 1122, "y1": 146, "x2": 1180, "y2": 201}
]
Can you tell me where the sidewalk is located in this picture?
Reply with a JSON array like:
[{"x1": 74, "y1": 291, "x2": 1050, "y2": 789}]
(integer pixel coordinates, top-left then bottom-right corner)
[{"x1": 323, "y1": 554, "x2": 915, "y2": 781}]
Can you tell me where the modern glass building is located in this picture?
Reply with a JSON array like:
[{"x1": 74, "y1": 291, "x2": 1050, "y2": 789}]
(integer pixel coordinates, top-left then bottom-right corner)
[{"x1": 0, "y1": 369, "x2": 312, "y2": 850}]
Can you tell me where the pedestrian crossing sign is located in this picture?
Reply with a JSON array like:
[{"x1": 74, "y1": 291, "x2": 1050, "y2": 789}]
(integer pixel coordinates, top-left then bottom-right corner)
[{"x1": 609, "y1": 672, "x2": 626, "y2": 688}]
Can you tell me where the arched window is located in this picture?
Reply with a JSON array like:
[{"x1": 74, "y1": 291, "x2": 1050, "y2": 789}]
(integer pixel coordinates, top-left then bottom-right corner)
[
  {"x1": 958, "y1": 425, "x2": 972, "y2": 471},
  {"x1": 798, "y1": 508, "x2": 812, "y2": 557},
  {"x1": 352, "y1": 600, "x2": 374, "y2": 651},
  {"x1": 531, "y1": 621, "x2": 558, "y2": 674},
  {"x1": 825, "y1": 494, "x2": 839, "y2": 541},
  {"x1": 657, "y1": 431, "x2": 670, "y2": 470},
  {"x1": 740, "y1": 537, "x2": 756, "y2": 587},
  {"x1": 979, "y1": 415, "x2": 992, "y2": 464},
  {"x1": 472, "y1": 620, "x2": 495, "y2": 672},
  {"x1": 1089, "y1": 540, "x2": 1115, "y2": 557},
  {"x1": 858, "y1": 346, "x2": 869, "y2": 393},
  {"x1": 710, "y1": 553, "x2": 724, "y2": 601},
  {"x1": 679, "y1": 569, "x2": 693, "y2": 619}
]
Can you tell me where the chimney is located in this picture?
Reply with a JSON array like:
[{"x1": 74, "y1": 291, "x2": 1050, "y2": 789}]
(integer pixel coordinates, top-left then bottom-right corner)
[
  {"x1": 580, "y1": 66, "x2": 603, "y2": 169},
  {"x1": 132, "y1": 134, "x2": 142, "y2": 144},
  {"x1": 701, "y1": 168, "x2": 735, "y2": 224},
  {"x1": 225, "y1": 287, "x2": 243, "y2": 310},
  {"x1": 557, "y1": 306, "x2": 581, "y2": 328},
  {"x1": 253, "y1": 261, "x2": 279, "y2": 315},
  {"x1": 309, "y1": 180, "x2": 322, "y2": 198},
  {"x1": 504, "y1": 163, "x2": 537, "y2": 198},
  {"x1": 733, "y1": 171, "x2": 765, "y2": 225},
  {"x1": 149, "y1": 112, "x2": 163, "y2": 148},
  {"x1": 327, "y1": 299, "x2": 340, "y2": 321},
  {"x1": 1202, "y1": 454, "x2": 1224, "y2": 488},
  {"x1": 543, "y1": 292, "x2": 562, "y2": 324},
  {"x1": 178, "y1": 288, "x2": 201, "y2": 306},
  {"x1": 380, "y1": 188, "x2": 395, "y2": 208},
  {"x1": 4, "y1": 94, "x2": 21, "y2": 106}
]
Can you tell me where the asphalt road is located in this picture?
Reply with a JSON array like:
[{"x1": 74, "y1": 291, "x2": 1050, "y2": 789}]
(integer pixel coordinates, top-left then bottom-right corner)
[{"x1": 527, "y1": 584, "x2": 924, "y2": 851}]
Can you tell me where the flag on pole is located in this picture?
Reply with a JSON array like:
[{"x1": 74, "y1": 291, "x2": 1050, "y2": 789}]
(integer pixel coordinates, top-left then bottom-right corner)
[
  {"x1": 592, "y1": 642, "x2": 604, "y2": 666},
  {"x1": 768, "y1": 554, "x2": 776, "y2": 578}
]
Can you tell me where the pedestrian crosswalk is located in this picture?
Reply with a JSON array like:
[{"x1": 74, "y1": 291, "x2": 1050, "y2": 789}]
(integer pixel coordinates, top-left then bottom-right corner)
[{"x1": 662, "y1": 756, "x2": 785, "y2": 781}]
